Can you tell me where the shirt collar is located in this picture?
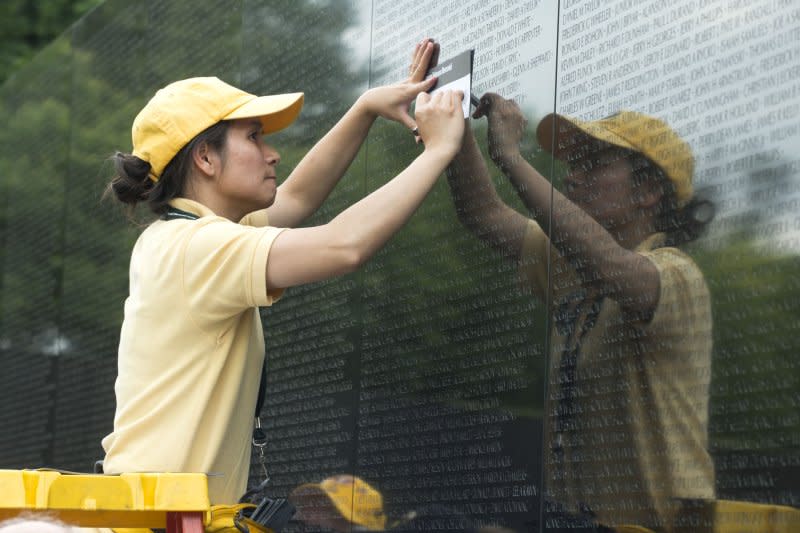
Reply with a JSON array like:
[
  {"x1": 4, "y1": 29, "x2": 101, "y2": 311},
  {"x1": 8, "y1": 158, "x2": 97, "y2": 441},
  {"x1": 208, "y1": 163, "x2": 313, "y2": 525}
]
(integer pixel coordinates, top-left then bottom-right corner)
[
  {"x1": 167, "y1": 198, "x2": 270, "y2": 227},
  {"x1": 168, "y1": 198, "x2": 216, "y2": 218},
  {"x1": 635, "y1": 232, "x2": 667, "y2": 252}
]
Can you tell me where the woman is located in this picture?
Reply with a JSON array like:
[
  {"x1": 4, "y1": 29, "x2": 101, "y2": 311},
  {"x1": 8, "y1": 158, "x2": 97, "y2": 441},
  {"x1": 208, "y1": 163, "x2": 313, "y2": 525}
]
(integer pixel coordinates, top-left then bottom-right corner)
[
  {"x1": 102, "y1": 39, "x2": 464, "y2": 506},
  {"x1": 445, "y1": 94, "x2": 715, "y2": 532}
]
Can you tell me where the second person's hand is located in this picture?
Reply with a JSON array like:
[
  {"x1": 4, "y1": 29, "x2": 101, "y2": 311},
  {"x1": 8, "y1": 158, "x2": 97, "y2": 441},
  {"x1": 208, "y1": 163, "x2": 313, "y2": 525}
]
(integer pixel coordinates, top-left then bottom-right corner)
[{"x1": 473, "y1": 92, "x2": 527, "y2": 168}]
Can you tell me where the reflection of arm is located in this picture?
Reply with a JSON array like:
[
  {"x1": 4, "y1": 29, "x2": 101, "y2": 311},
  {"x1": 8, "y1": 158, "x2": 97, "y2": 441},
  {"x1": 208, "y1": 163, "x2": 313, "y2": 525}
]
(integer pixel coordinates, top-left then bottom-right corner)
[
  {"x1": 444, "y1": 123, "x2": 529, "y2": 261},
  {"x1": 265, "y1": 91, "x2": 464, "y2": 290},
  {"x1": 485, "y1": 98, "x2": 659, "y2": 314}
]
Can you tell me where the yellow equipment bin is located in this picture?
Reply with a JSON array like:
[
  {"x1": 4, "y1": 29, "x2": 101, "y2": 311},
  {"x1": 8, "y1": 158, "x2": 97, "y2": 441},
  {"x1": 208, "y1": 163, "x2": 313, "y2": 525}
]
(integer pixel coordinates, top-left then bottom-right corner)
[{"x1": 0, "y1": 469, "x2": 209, "y2": 532}]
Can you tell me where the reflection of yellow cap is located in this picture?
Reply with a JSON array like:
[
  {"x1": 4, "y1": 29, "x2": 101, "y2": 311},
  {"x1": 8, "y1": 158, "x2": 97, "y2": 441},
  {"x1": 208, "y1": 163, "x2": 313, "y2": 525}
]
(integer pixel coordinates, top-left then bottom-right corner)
[
  {"x1": 132, "y1": 77, "x2": 303, "y2": 181},
  {"x1": 537, "y1": 111, "x2": 694, "y2": 207},
  {"x1": 290, "y1": 475, "x2": 387, "y2": 531}
]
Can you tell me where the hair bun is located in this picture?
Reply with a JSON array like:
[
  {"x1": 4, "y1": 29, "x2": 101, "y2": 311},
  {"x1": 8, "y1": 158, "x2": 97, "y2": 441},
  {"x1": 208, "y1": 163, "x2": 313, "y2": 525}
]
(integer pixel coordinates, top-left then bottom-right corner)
[{"x1": 109, "y1": 152, "x2": 154, "y2": 205}]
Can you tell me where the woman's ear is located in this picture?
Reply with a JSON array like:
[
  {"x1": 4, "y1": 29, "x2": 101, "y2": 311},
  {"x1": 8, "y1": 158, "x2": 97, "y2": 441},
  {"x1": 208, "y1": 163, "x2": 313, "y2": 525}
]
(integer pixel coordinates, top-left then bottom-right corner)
[{"x1": 192, "y1": 141, "x2": 216, "y2": 178}]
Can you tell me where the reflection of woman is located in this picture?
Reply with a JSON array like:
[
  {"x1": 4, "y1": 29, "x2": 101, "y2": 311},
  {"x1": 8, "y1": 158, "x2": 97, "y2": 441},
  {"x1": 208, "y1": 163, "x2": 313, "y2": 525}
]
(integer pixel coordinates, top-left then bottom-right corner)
[
  {"x1": 290, "y1": 475, "x2": 389, "y2": 532},
  {"x1": 101, "y1": 40, "x2": 464, "y2": 505},
  {"x1": 289, "y1": 475, "x2": 512, "y2": 533},
  {"x1": 446, "y1": 94, "x2": 715, "y2": 531}
]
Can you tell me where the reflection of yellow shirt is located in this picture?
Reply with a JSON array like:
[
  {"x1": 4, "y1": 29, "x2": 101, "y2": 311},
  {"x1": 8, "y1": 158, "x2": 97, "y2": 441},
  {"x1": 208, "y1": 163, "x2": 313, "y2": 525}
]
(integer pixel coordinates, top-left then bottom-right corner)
[
  {"x1": 519, "y1": 220, "x2": 715, "y2": 531},
  {"x1": 102, "y1": 198, "x2": 285, "y2": 505}
]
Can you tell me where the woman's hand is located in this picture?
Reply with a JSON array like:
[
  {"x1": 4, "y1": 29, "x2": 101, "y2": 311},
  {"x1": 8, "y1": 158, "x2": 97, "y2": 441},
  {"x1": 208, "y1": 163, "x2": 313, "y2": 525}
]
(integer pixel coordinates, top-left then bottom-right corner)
[
  {"x1": 473, "y1": 92, "x2": 527, "y2": 168},
  {"x1": 355, "y1": 38, "x2": 439, "y2": 131},
  {"x1": 407, "y1": 37, "x2": 440, "y2": 83},
  {"x1": 415, "y1": 89, "x2": 465, "y2": 159}
]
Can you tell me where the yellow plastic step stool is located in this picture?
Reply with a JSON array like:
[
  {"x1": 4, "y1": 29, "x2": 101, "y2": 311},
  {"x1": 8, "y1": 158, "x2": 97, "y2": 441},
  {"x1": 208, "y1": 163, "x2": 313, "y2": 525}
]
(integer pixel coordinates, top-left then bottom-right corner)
[{"x1": 0, "y1": 469, "x2": 209, "y2": 532}]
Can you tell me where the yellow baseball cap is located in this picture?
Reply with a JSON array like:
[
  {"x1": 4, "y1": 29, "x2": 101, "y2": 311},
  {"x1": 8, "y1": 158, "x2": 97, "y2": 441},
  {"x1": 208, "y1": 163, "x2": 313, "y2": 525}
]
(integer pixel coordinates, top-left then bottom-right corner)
[
  {"x1": 537, "y1": 111, "x2": 694, "y2": 207},
  {"x1": 290, "y1": 475, "x2": 388, "y2": 531},
  {"x1": 131, "y1": 77, "x2": 304, "y2": 181}
]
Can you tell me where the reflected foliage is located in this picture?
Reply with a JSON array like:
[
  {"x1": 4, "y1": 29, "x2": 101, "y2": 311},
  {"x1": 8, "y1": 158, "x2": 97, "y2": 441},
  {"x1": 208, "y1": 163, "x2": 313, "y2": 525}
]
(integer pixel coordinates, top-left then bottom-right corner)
[{"x1": 0, "y1": 0, "x2": 102, "y2": 84}]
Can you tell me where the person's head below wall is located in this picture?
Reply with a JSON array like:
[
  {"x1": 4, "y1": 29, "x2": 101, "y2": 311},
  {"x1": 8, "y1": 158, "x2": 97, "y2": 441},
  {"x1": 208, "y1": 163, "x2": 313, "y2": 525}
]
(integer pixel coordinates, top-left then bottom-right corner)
[
  {"x1": 537, "y1": 110, "x2": 714, "y2": 246},
  {"x1": 290, "y1": 474, "x2": 389, "y2": 532},
  {"x1": 288, "y1": 474, "x2": 519, "y2": 533},
  {"x1": 107, "y1": 77, "x2": 304, "y2": 217},
  {"x1": 0, "y1": 516, "x2": 76, "y2": 532}
]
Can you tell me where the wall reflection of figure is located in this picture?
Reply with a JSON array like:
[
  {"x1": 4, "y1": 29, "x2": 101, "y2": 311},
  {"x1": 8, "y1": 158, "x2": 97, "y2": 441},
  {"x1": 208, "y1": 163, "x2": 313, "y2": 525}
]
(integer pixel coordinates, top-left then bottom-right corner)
[
  {"x1": 445, "y1": 94, "x2": 715, "y2": 532},
  {"x1": 288, "y1": 474, "x2": 516, "y2": 533},
  {"x1": 289, "y1": 475, "x2": 390, "y2": 532}
]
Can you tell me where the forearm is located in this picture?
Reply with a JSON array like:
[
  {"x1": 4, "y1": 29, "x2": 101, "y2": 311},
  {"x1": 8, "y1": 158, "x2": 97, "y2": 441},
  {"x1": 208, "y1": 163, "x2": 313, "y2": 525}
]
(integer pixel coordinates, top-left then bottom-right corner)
[
  {"x1": 272, "y1": 98, "x2": 377, "y2": 226},
  {"x1": 501, "y1": 155, "x2": 658, "y2": 308},
  {"x1": 446, "y1": 126, "x2": 497, "y2": 226},
  {"x1": 445, "y1": 127, "x2": 527, "y2": 259},
  {"x1": 498, "y1": 155, "x2": 560, "y2": 230},
  {"x1": 332, "y1": 147, "x2": 453, "y2": 263},
  {"x1": 503, "y1": 155, "x2": 614, "y2": 262},
  {"x1": 265, "y1": 148, "x2": 453, "y2": 289}
]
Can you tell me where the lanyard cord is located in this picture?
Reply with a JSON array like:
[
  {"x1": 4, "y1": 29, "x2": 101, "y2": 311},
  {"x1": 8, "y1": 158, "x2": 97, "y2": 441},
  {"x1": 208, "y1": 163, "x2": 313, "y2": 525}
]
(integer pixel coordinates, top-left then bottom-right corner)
[{"x1": 553, "y1": 292, "x2": 605, "y2": 450}]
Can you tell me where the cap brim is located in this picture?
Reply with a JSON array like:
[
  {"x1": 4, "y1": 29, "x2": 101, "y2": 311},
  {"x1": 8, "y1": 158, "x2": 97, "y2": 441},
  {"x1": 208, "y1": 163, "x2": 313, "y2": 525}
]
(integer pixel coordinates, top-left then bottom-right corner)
[
  {"x1": 226, "y1": 92, "x2": 304, "y2": 135},
  {"x1": 537, "y1": 112, "x2": 635, "y2": 160},
  {"x1": 290, "y1": 483, "x2": 326, "y2": 501},
  {"x1": 289, "y1": 483, "x2": 343, "y2": 513},
  {"x1": 289, "y1": 483, "x2": 354, "y2": 531}
]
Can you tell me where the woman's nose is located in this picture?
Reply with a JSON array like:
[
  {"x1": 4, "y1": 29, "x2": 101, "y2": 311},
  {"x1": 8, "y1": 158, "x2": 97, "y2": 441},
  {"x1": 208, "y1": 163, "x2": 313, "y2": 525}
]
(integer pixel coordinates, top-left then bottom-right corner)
[{"x1": 264, "y1": 145, "x2": 280, "y2": 165}]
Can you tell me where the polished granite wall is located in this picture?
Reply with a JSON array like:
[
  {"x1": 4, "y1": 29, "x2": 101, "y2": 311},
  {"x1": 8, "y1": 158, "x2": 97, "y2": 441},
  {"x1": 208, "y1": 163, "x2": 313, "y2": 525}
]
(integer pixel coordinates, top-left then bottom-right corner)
[{"x1": 0, "y1": 1, "x2": 798, "y2": 531}]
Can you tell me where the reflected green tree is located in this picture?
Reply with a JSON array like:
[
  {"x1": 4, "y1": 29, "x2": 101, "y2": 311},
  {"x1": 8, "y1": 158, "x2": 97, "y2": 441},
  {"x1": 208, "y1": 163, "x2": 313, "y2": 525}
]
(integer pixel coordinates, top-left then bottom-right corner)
[{"x1": 0, "y1": 0, "x2": 103, "y2": 84}]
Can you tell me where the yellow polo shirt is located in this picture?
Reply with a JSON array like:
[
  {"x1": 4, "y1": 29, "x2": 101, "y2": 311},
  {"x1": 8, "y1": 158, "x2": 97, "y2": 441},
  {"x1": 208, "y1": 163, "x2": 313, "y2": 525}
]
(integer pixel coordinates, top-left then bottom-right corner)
[
  {"x1": 519, "y1": 221, "x2": 714, "y2": 531},
  {"x1": 102, "y1": 198, "x2": 285, "y2": 505}
]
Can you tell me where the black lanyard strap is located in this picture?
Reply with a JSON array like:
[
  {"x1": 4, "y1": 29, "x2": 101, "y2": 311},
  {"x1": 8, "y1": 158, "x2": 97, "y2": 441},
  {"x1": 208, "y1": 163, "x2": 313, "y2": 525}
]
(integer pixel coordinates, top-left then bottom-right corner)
[
  {"x1": 161, "y1": 207, "x2": 200, "y2": 221},
  {"x1": 555, "y1": 293, "x2": 604, "y2": 438}
]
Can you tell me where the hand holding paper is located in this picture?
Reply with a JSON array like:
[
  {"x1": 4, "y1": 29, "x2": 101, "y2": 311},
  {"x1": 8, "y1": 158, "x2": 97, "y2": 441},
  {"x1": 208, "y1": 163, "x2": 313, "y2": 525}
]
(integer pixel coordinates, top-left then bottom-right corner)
[
  {"x1": 473, "y1": 92, "x2": 527, "y2": 167},
  {"x1": 426, "y1": 49, "x2": 474, "y2": 119}
]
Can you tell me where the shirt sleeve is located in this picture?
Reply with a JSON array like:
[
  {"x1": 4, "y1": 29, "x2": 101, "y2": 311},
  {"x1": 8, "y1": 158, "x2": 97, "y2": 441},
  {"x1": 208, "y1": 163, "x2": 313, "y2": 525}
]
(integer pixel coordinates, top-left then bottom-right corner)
[
  {"x1": 239, "y1": 209, "x2": 271, "y2": 228},
  {"x1": 240, "y1": 209, "x2": 286, "y2": 301},
  {"x1": 638, "y1": 247, "x2": 713, "y2": 354},
  {"x1": 181, "y1": 218, "x2": 286, "y2": 322}
]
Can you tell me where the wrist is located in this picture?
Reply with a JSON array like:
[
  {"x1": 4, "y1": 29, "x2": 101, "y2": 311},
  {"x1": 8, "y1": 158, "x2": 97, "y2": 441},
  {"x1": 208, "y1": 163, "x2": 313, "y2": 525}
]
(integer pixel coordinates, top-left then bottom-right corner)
[
  {"x1": 422, "y1": 142, "x2": 459, "y2": 165},
  {"x1": 354, "y1": 90, "x2": 379, "y2": 119},
  {"x1": 494, "y1": 150, "x2": 523, "y2": 171}
]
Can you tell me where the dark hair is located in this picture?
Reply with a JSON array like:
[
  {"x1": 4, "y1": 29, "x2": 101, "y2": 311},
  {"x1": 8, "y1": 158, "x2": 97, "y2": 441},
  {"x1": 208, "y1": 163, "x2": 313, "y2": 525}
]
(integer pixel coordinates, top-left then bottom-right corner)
[
  {"x1": 105, "y1": 121, "x2": 230, "y2": 218},
  {"x1": 628, "y1": 152, "x2": 715, "y2": 247}
]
